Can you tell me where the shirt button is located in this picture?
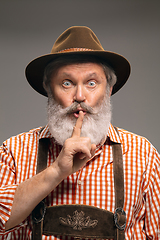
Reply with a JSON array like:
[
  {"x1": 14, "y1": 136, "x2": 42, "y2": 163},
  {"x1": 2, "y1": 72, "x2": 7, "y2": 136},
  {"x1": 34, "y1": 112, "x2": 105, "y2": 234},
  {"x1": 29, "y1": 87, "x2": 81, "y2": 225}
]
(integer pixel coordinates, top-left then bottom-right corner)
[{"x1": 77, "y1": 180, "x2": 82, "y2": 185}]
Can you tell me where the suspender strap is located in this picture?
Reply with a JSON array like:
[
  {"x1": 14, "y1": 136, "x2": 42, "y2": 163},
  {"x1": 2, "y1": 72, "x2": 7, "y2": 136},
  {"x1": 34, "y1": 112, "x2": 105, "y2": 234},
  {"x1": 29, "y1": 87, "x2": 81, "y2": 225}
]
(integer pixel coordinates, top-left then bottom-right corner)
[
  {"x1": 36, "y1": 138, "x2": 50, "y2": 174},
  {"x1": 32, "y1": 127, "x2": 126, "y2": 240},
  {"x1": 32, "y1": 138, "x2": 50, "y2": 240},
  {"x1": 112, "y1": 147, "x2": 126, "y2": 238},
  {"x1": 113, "y1": 127, "x2": 126, "y2": 240}
]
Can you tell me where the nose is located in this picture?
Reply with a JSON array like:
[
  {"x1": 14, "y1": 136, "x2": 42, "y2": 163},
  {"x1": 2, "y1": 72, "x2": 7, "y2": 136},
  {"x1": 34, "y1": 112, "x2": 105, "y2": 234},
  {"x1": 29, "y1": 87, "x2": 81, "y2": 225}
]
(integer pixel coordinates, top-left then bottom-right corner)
[{"x1": 73, "y1": 85, "x2": 86, "y2": 103}]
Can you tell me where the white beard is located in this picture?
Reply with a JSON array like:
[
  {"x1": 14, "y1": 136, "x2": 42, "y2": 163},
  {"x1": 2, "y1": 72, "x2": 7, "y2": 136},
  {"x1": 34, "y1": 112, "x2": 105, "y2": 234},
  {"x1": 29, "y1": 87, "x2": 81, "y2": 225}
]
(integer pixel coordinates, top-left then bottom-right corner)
[{"x1": 47, "y1": 88, "x2": 112, "y2": 146}]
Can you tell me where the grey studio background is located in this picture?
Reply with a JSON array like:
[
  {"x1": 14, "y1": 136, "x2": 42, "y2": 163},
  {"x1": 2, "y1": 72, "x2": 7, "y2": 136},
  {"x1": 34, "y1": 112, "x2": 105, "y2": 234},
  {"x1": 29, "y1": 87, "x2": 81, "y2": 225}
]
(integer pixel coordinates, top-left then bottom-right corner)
[{"x1": 0, "y1": 0, "x2": 160, "y2": 153}]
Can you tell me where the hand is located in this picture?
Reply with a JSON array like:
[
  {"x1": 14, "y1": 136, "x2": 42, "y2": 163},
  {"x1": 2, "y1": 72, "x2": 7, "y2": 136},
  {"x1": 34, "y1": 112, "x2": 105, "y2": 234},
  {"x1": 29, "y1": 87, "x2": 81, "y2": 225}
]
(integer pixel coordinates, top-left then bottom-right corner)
[{"x1": 54, "y1": 111, "x2": 96, "y2": 178}]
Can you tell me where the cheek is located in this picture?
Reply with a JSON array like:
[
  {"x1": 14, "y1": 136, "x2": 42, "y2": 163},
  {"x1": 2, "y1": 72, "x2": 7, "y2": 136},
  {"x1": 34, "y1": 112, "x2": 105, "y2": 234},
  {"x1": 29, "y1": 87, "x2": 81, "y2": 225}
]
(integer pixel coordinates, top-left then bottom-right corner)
[
  {"x1": 90, "y1": 89, "x2": 106, "y2": 108},
  {"x1": 53, "y1": 90, "x2": 73, "y2": 107},
  {"x1": 95, "y1": 95, "x2": 105, "y2": 108}
]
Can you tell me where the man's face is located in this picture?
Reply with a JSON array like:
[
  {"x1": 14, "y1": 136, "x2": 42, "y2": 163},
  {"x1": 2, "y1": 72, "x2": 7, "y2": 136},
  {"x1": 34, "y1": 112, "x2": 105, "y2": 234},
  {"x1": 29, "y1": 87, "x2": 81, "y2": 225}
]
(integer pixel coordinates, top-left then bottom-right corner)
[
  {"x1": 47, "y1": 62, "x2": 112, "y2": 146},
  {"x1": 50, "y1": 62, "x2": 110, "y2": 117}
]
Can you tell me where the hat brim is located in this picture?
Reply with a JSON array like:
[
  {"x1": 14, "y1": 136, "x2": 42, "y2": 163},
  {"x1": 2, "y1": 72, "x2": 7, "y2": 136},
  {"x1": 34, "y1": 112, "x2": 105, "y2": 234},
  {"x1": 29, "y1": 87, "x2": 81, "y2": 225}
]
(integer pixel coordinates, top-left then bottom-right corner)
[{"x1": 25, "y1": 50, "x2": 131, "y2": 96}]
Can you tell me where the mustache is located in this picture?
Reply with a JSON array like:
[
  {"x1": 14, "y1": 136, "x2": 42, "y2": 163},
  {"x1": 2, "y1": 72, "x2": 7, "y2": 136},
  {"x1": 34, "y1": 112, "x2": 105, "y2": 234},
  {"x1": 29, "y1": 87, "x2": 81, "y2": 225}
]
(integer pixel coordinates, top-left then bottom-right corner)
[{"x1": 66, "y1": 102, "x2": 95, "y2": 115}]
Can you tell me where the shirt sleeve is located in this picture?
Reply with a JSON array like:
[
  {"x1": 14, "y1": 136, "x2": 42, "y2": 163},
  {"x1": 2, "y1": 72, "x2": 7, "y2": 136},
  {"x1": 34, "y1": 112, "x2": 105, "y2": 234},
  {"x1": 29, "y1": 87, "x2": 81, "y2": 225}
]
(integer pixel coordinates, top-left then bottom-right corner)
[
  {"x1": 144, "y1": 146, "x2": 160, "y2": 239},
  {"x1": 0, "y1": 142, "x2": 19, "y2": 232}
]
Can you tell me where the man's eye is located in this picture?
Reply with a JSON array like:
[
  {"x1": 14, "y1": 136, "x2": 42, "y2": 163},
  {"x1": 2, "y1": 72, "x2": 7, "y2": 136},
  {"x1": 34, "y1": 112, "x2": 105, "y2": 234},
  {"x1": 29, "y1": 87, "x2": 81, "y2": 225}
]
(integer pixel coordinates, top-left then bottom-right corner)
[
  {"x1": 88, "y1": 81, "x2": 96, "y2": 87},
  {"x1": 62, "y1": 81, "x2": 71, "y2": 87}
]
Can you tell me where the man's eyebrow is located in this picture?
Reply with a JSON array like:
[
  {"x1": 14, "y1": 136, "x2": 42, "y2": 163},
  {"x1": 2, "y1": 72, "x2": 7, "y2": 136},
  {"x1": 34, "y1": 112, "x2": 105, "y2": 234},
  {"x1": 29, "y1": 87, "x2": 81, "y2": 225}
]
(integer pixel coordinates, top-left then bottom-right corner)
[
  {"x1": 60, "y1": 72, "x2": 101, "y2": 80},
  {"x1": 62, "y1": 72, "x2": 72, "y2": 77},
  {"x1": 87, "y1": 72, "x2": 99, "y2": 78},
  {"x1": 61, "y1": 72, "x2": 99, "y2": 77}
]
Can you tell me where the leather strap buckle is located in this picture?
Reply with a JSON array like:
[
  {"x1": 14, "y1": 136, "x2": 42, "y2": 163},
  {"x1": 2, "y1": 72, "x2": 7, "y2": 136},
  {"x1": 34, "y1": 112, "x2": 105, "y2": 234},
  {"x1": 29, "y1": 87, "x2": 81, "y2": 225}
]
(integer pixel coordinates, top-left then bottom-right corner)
[{"x1": 114, "y1": 208, "x2": 126, "y2": 231}]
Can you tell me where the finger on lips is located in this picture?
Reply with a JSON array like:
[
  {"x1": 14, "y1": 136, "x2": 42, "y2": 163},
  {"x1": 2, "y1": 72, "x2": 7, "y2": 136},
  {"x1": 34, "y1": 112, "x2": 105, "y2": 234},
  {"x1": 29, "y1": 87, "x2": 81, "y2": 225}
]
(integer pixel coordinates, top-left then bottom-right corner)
[
  {"x1": 71, "y1": 111, "x2": 95, "y2": 160},
  {"x1": 72, "y1": 111, "x2": 84, "y2": 137}
]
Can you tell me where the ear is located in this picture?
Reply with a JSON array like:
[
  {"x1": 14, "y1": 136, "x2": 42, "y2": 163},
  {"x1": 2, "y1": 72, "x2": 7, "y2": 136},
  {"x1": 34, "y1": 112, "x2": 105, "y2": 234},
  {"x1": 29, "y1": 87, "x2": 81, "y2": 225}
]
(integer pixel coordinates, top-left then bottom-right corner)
[{"x1": 109, "y1": 87, "x2": 113, "y2": 96}]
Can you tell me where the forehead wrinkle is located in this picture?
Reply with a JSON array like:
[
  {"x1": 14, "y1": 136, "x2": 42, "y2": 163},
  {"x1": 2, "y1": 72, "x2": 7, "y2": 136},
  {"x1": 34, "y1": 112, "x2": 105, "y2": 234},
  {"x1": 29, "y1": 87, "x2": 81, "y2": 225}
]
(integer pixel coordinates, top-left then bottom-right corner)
[
  {"x1": 56, "y1": 63, "x2": 106, "y2": 81},
  {"x1": 87, "y1": 72, "x2": 99, "y2": 78},
  {"x1": 61, "y1": 71, "x2": 100, "y2": 79},
  {"x1": 60, "y1": 72, "x2": 72, "y2": 77}
]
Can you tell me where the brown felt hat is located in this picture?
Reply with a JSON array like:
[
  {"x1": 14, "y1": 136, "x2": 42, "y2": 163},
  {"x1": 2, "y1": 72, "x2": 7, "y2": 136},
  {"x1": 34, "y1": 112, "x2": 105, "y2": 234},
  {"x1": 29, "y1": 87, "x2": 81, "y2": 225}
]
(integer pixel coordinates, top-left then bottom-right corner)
[{"x1": 25, "y1": 26, "x2": 131, "y2": 96}]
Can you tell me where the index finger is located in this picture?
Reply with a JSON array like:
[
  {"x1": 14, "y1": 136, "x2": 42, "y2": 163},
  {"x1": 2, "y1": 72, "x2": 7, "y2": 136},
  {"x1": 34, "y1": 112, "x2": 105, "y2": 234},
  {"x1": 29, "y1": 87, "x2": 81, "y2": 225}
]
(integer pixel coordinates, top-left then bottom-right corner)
[{"x1": 72, "y1": 111, "x2": 84, "y2": 137}]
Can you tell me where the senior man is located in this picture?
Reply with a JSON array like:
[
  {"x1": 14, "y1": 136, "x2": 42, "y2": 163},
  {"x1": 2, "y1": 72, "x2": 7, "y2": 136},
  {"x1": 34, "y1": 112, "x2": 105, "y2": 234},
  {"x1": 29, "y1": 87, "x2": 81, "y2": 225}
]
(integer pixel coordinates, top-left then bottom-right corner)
[{"x1": 0, "y1": 26, "x2": 159, "y2": 240}]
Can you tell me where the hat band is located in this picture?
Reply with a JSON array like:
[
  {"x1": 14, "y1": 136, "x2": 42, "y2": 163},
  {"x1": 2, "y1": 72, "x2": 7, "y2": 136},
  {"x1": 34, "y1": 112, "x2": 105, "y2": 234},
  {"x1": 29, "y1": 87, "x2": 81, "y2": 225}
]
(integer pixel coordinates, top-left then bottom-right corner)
[{"x1": 58, "y1": 48, "x2": 94, "y2": 53}]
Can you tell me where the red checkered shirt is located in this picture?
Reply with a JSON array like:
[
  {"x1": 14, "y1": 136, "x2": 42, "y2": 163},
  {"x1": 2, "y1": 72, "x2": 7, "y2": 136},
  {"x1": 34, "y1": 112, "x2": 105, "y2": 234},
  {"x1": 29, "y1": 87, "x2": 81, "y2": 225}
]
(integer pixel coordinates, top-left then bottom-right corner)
[{"x1": 0, "y1": 124, "x2": 160, "y2": 239}]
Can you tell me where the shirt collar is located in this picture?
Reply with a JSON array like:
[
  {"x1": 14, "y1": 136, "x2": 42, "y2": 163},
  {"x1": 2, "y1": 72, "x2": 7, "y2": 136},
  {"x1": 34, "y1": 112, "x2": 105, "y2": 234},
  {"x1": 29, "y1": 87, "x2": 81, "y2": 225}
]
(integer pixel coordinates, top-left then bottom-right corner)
[
  {"x1": 38, "y1": 123, "x2": 122, "y2": 144},
  {"x1": 38, "y1": 125, "x2": 52, "y2": 139},
  {"x1": 107, "y1": 123, "x2": 128, "y2": 155},
  {"x1": 88, "y1": 123, "x2": 122, "y2": 160},
  {"x1": 38, "y1": 123, "x2": 125, "y2": 162},
  {"x1": 107, "y1": 123, "x2": 121, "y2": 144}
]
